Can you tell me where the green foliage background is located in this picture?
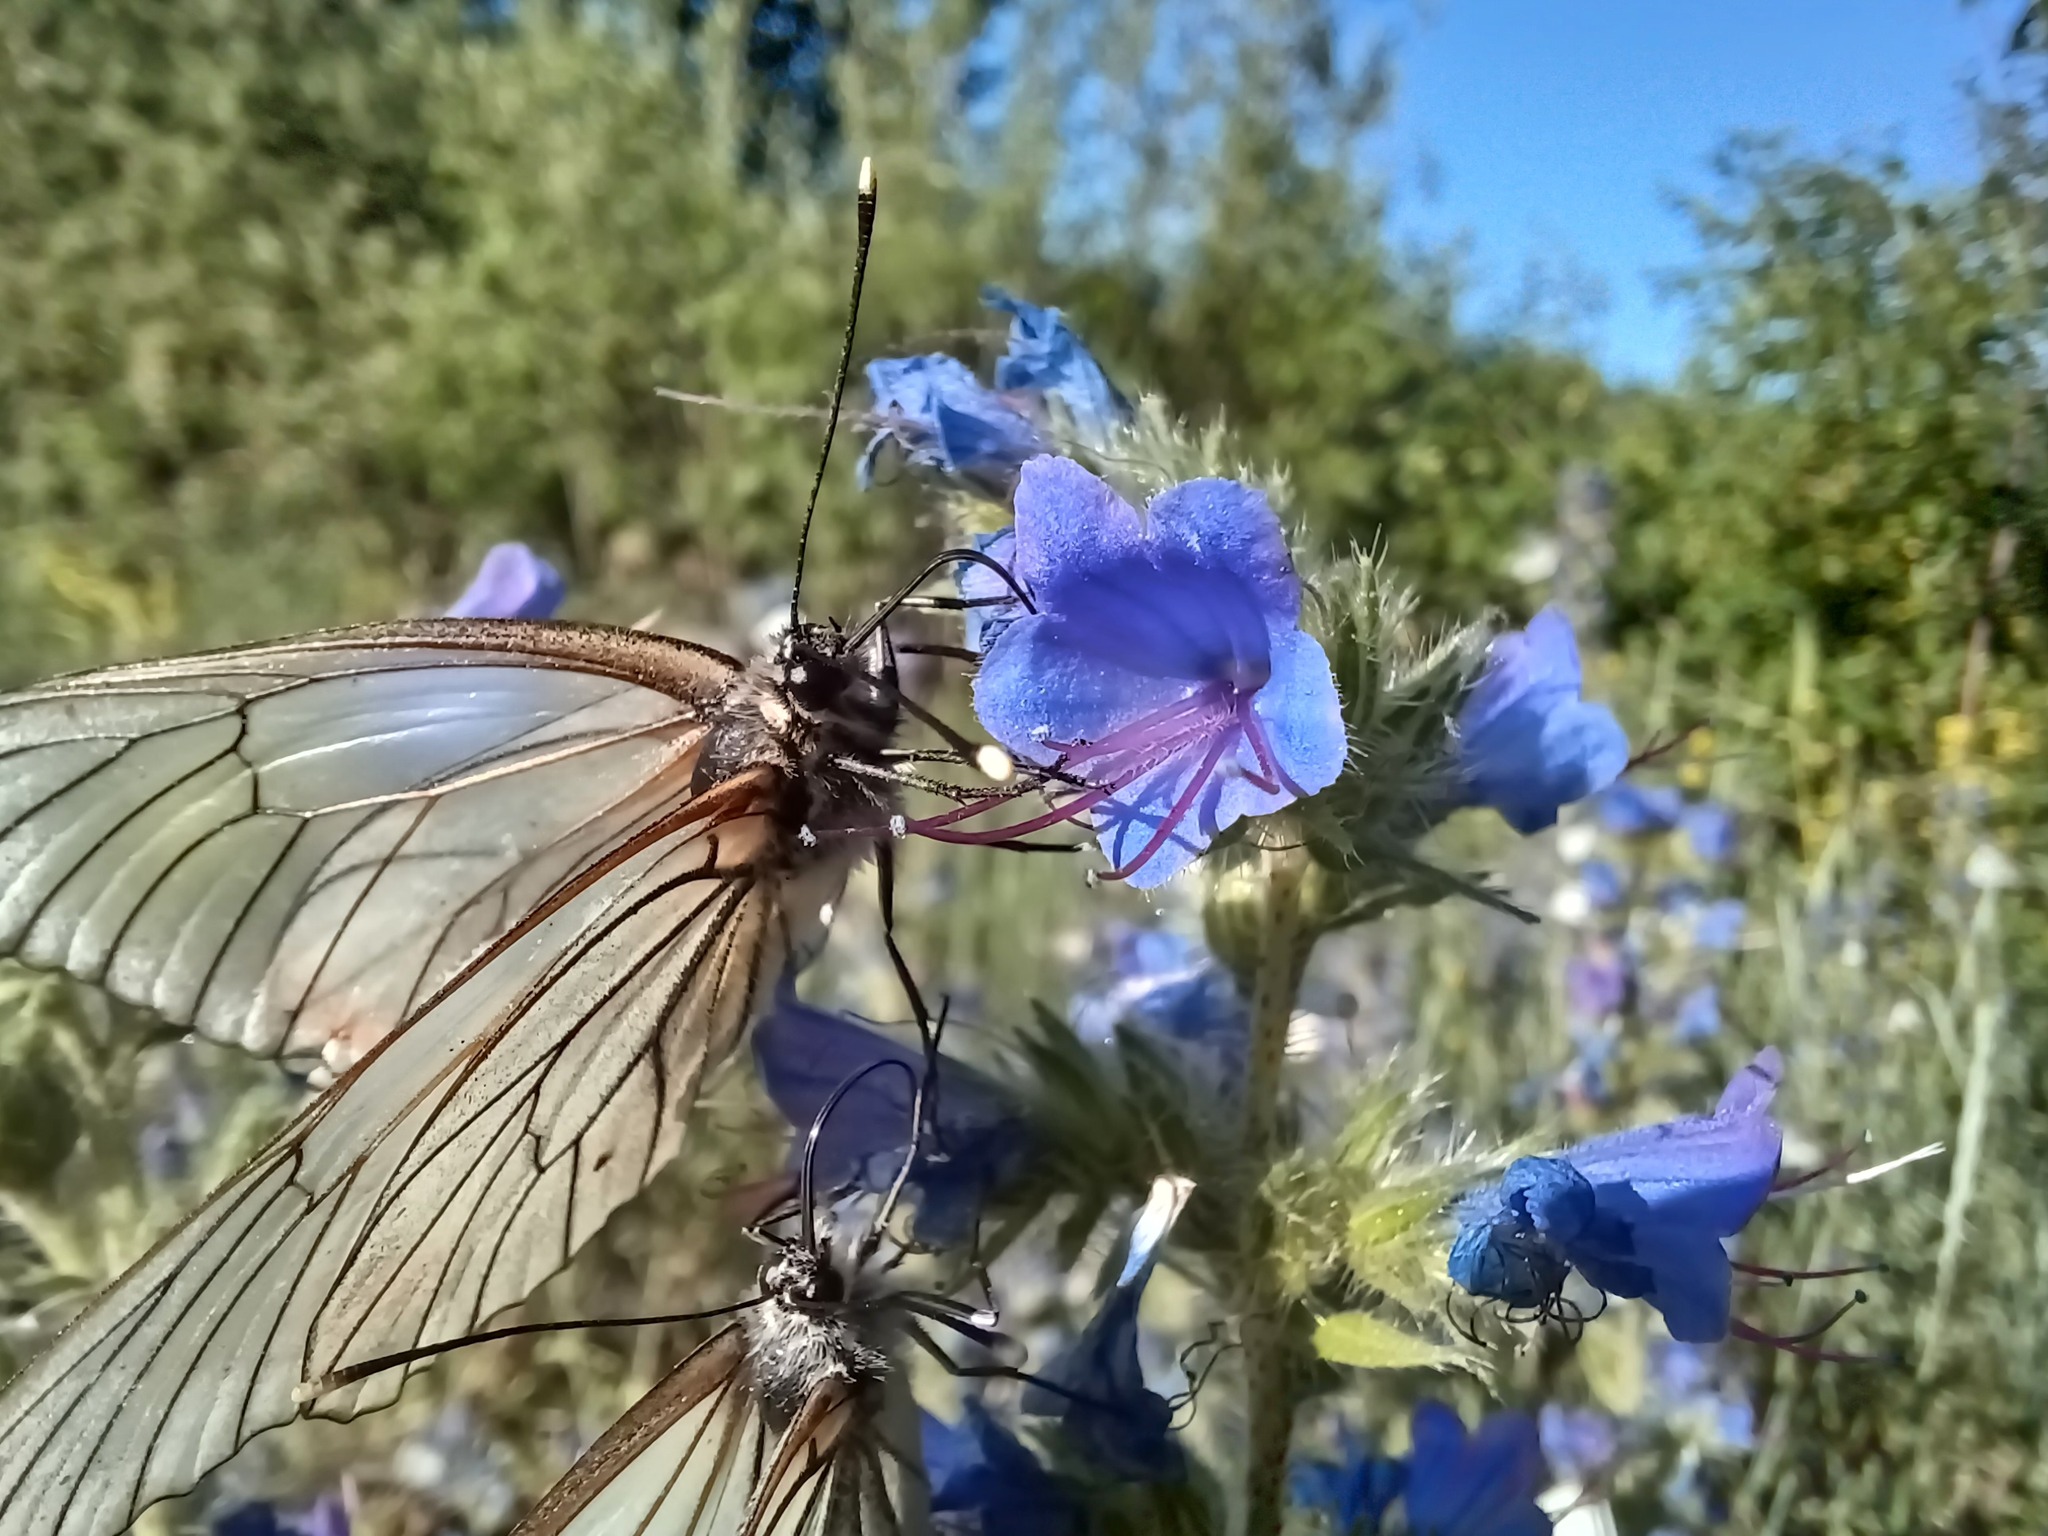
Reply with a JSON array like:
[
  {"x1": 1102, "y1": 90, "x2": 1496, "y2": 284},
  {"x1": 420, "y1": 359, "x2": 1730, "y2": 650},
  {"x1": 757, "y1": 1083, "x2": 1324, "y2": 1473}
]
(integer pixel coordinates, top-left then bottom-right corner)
[{"x1": 0, "y1": 1, "x2": 2043, "y2": 1533}]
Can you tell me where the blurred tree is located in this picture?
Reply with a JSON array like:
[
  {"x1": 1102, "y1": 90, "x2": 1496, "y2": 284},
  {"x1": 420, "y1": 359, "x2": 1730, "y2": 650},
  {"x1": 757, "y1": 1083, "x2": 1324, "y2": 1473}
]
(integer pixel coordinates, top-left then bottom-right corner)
[{"x1": 1603, "y1": 136, "x2": 2048, "y2": 768}]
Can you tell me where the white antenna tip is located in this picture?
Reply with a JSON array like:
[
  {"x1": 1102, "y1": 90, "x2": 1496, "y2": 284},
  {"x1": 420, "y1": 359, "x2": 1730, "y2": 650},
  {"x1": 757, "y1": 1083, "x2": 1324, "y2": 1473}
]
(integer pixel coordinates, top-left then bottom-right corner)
[
  {"x1": 974, "y1": 744, "x2": 1015, "y2": 782},
  {"x1": 858, "y1": 156, "x2": 875, "y2": 195}
]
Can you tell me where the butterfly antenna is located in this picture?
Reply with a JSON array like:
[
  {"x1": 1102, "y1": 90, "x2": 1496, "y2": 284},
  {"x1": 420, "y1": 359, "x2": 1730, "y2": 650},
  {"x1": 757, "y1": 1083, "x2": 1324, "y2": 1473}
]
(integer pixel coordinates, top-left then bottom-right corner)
[
  {"x1": 797, "y1": 1055, "x2": 921, "y2": 1255},
  {"x1": 292, "y1": 1298, "x2": 771, "y2": 1399},
  {"x1": 789, "y1": 155, "x2": 879, "y2": 638}
]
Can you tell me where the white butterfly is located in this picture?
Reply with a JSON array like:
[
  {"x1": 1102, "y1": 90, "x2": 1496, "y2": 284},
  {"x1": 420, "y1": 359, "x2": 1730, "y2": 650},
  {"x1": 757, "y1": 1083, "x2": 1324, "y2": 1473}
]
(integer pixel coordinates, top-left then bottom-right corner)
[
  {"x1": 0, "y1": 161, "x2": 1019, "y2": 1536},
  {"x1": 513, "y1": 1233, "x2": 935, "y2": 1536}
]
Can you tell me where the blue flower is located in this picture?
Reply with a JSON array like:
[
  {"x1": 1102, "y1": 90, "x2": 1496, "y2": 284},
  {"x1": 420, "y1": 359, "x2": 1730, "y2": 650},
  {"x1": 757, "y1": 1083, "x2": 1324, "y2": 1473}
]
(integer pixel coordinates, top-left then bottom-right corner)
[
  {"x1": 1400, "y1": 1401, "x2": 1552, "y2": 1536},
  {"x1": 1579, "y1": 858, "x2": 1625, "y2": 908},
  {"x1": 1673, "y1": 983, "x2": 1722, "y2": 1042},
  {"x1": 1070, "y1": 924, "x2": 1247, "y2": 1092},
  {"x1": 859, "y1": 354, "x2": 1047, "y2": 493},
  {"x1": 1564, "y1": 941, "x2": 1631, "y2": 1020},
  {"x1": 1537, "y1": 1404, "x2": 1617, "y2": 1485},
  {"x1": 1449, "y1": 1050, "x2": 1785, "y2": 1342},
  {"x1": 1682, "y1": 801, "x2": 1739, "y2": 863},
  {"x1": 445, "y1": 542, "x2": 566, "y2": 620},
  {"x1": 922, "y1": 457, "x2": 1347, "y2": 887},
  {"x1": 1561, "y1": 1021, "x2": 1619, "y2": 1108},
  {"x1": 1290, "y1": 1423, "x2": 1406, "y2": 1535},
  {"x1": 1648, "y1": 1340, "x2": 1755, "y2": 1451},
  {"x1": 983, "y1": 286, "x2": 1129, "y2": 436},
  {"x1": 860, "y1": 291, "x2": 1124, "y2": 496},
  {"x1": 1452, "y1": 608, "x2": 1629, "y2": 834},
  {"x1": 923, "y1": 1401, "x2": 1082, "y2": 1536},
  {"x1": 1596, "y1": 782, "x2": 1685, "y2": 836},
  {"x1": 1023, "y1": 1176, "x2": 1191, "y2": 1482},
  {"x1": 1654, "y1": 878, "x2": 1705, "y2": 915},
  {"x1": 1690, "y1": 899, "x2": 1746, "y2": 953},
  {"x1": 751, "y1": 987, "x2": 1030, "y2": 1245}
]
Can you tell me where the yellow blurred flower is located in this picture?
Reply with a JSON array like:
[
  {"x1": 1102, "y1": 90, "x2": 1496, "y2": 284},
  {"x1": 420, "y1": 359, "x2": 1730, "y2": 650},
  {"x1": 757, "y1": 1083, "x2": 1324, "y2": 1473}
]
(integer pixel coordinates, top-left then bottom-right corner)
[
  {"x1": 1986, "y1": 708, "x2": 2035, "y2": 766},
  {"x1": 1935, "y1": 713, "x2": 1974, "y2": 772}
]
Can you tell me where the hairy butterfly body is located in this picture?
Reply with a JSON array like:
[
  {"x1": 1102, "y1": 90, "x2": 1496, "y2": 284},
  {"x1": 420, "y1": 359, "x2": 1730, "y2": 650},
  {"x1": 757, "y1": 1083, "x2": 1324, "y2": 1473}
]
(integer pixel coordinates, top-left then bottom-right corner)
[{"x1": 517, "y1": 1228, "x2": 931, "y2": 1536}]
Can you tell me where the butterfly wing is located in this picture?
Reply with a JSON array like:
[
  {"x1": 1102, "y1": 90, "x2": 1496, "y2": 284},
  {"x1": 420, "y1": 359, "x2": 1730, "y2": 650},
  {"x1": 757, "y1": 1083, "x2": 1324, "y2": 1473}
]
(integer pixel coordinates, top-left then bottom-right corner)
[
  {"x1": 0, "y1": 767, "x2": 850, "y2": 1536},
  {"x1": 0, "y1": 620, "x2": 734, "y2": 1065},
  {"x1": 747, "y1": 1373, "x2": 930, "y2": 1536},
  {"x1": 514, "y1": 1341, "x2": 930, "y2": 1536},
  {"x1": 514, "y1": 1326, "x2": 767, "y2": 1536}
]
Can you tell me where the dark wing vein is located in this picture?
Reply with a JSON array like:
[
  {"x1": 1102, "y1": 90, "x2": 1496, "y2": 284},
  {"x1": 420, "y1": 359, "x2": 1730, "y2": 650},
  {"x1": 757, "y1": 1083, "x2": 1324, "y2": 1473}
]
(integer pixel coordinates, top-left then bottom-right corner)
[
  {"x1": 0, "y1": 623, "x2": 737, "y2": 1061},
  {"x1": 0, "y1": 775, "x2": 819, "y2": 1536}
]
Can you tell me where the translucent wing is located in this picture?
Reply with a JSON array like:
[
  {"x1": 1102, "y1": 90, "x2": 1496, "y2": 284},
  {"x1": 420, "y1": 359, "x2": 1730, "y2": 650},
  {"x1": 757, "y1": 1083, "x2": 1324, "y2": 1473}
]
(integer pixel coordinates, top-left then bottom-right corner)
[
  {"x1": 748, "y1": 1375, "x2": 929, "y2": 1536},
  {"x1": 514, "y1": 1327, "x2": 765, "y2": 1536},
  {"x1": 0, "y1": 774, "x2": 849, "y2": 1536},
  {"x1": 0, "y1": 620, "x2": 735, "y2": 1064},
  {"x1": 515, "y1": 1334, "x2": 930, "y2": 1536}
]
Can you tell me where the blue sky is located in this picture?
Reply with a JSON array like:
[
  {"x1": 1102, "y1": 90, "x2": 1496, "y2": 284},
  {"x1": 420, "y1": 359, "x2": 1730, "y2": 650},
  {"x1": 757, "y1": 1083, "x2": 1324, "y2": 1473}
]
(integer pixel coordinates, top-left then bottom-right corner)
[{"x1": 1367, "y1": 1, "x2": 2021, "y2": 378}]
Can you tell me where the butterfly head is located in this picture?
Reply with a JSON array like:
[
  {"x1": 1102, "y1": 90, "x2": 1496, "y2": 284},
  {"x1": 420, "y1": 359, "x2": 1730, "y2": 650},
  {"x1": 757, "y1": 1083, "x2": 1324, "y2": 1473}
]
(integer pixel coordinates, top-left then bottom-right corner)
[
  {"x1": 760, "y1": 1237, "x2": 848, "y2": 1310},
  {"x1": 774, "y1": 620, "x2": 900, "y2": 754}
]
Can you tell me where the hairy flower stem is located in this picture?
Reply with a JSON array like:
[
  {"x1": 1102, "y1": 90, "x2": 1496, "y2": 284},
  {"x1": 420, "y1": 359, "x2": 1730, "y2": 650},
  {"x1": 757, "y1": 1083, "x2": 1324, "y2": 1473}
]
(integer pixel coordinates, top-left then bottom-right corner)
[{"x1": 1229, "y1": 848, "x2": 1319, "y2": 1536}]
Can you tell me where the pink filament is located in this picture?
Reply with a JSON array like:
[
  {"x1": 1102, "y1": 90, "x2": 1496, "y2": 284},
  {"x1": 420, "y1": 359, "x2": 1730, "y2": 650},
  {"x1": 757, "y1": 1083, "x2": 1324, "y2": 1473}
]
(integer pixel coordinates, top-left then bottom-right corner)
[
  {"x1": 1771, "y1": 1144, "x2": 1860, "y2": 1196},
  {"x1": 1729, "y1": 1320, "x2": 1891, "y2": 1365},
  {"x1": 903, "y1": 681, "x2": 1282, "y2": 876},
  {"x1": 1100, "y1": 725, "x2": 1239, "y2": 881},
  {"x1": 1733, "y1": 1259, "x2": 1886, "y2": 1284},
  {"x1": 1731, "y1": 1288, "x2": 1887, "y2": 1364}
]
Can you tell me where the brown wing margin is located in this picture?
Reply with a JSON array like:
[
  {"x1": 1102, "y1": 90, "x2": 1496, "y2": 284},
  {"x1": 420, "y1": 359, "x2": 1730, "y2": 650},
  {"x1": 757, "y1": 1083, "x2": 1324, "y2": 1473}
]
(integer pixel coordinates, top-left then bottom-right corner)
[
  {"x1": 512, "y1": 1326, "x2": 757, "y2": 1536},
  {"x1": 0, "y1": 620, "x2": 741, "y2": 1061},
  {"x1": 0, "y1": 769, "x2": 816, "y2": 1536}
]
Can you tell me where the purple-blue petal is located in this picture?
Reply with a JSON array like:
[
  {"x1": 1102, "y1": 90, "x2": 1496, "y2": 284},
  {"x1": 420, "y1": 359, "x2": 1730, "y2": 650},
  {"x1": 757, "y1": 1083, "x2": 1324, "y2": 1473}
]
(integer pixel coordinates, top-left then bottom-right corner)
[
  {"x1": 1538, "y1": 1404, "x2": 1618, "y2": 1484},
  {"x1": 1403, "y1": 1402, "x2": 1549, "y2": 1536},
  {"x1": 861, "y1": 354, "x2": 1044, "y2": 489},
  {"x1": 1009, "y1": 455, "x2": 1146, "y2": 595},
  {"x1": 1673, "y1": 983, "x2": 1723, "y2": 1042},
  {"x1": 1683, "y1": 802, "x2": 1740, "y2": 863},
  {"x1": 1456, "y1": 608, "x2": 1629, "y2": 833},
  {"x1": 1254, "y1": 624, "x2": 1350, "y2": 796},
  {"x1": 1038, "y1": 550, "x2": 1275, "y2": 684},
  {"x1": 1145, "y1": 477, "x2": 1303, "y2": 627},
  {"x1": 1022, "y1": 1280, "x2": 1185, "y2": 1483},
  {"x1": 983, "y1": 286, "x2": 1129, "y2": 434},
  {"x1": 974, "y1": 457, "x2": 1345, "y2": 884},
  {"x1": 750, "y1": 990, "x2": 1027, "y2": 1244},
  {"x1": 973, "y1": 611, "x2": 1194, "y2": 761},
  {"x1": 1691, "y1": 899, "x2": 1747, "y2": 952},
  {"x1": 1502, "y1": 1155, "x2": 1599, "y2": 1244},
  {"x1": 1580, "y1": 859, "x2": 1625, "y2": 907},
  {"x1": 446, "y1": 543, "x2": 566, "y2": 620},
  {"x1": 1717, "y1": 1046, "x2": 1782, "y2": 1115},
  {"x1": 1597, "y1": 781, "x2": 1686, "y2": 835},
  {"x1": 924, "y1": 1402, "x2": 1082, "y2": 1536},
  {"x1": 1561, "y1": 1113, "x2": 1782, "y2": 1237},
  {"x1": 1565, "y1": 949, "x2": 1631, "y2": 1019},
  {"x1": 1290, "y1": 1424, "x2": 1405, "y2": 1535},
  {"x1": 1081, "y1": 627, "x2": 1344, "y2": 887},
  {"x1": 1460, "y1": 608, "x2": 1588, "y2": 735}
]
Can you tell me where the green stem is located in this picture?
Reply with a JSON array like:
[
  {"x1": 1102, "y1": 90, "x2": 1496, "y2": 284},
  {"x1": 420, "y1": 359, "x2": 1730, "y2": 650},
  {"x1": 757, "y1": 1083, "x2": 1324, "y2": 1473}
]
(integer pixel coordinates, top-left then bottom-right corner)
[{"x1": 1235, "y1": 850, "x2": 1317, "y2": 1536}]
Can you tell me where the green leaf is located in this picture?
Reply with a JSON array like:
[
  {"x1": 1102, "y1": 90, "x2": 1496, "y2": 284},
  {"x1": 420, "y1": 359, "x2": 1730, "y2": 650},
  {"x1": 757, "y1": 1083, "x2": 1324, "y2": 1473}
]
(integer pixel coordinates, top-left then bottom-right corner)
[{"x1": 1312, "y1": 1311, "x2": 1464, "y2": 1372}]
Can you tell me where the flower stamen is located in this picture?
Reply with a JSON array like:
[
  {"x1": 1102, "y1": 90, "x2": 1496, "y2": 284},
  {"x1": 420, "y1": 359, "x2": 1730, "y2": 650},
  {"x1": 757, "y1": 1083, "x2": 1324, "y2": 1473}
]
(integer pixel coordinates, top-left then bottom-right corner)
[
  {"x1": 1732, "y1": 1259, "x2": 1887, "y2": 1287},
  {"x1": 1101, "y1": 727, "x2": 1240, "y2": 881}
]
